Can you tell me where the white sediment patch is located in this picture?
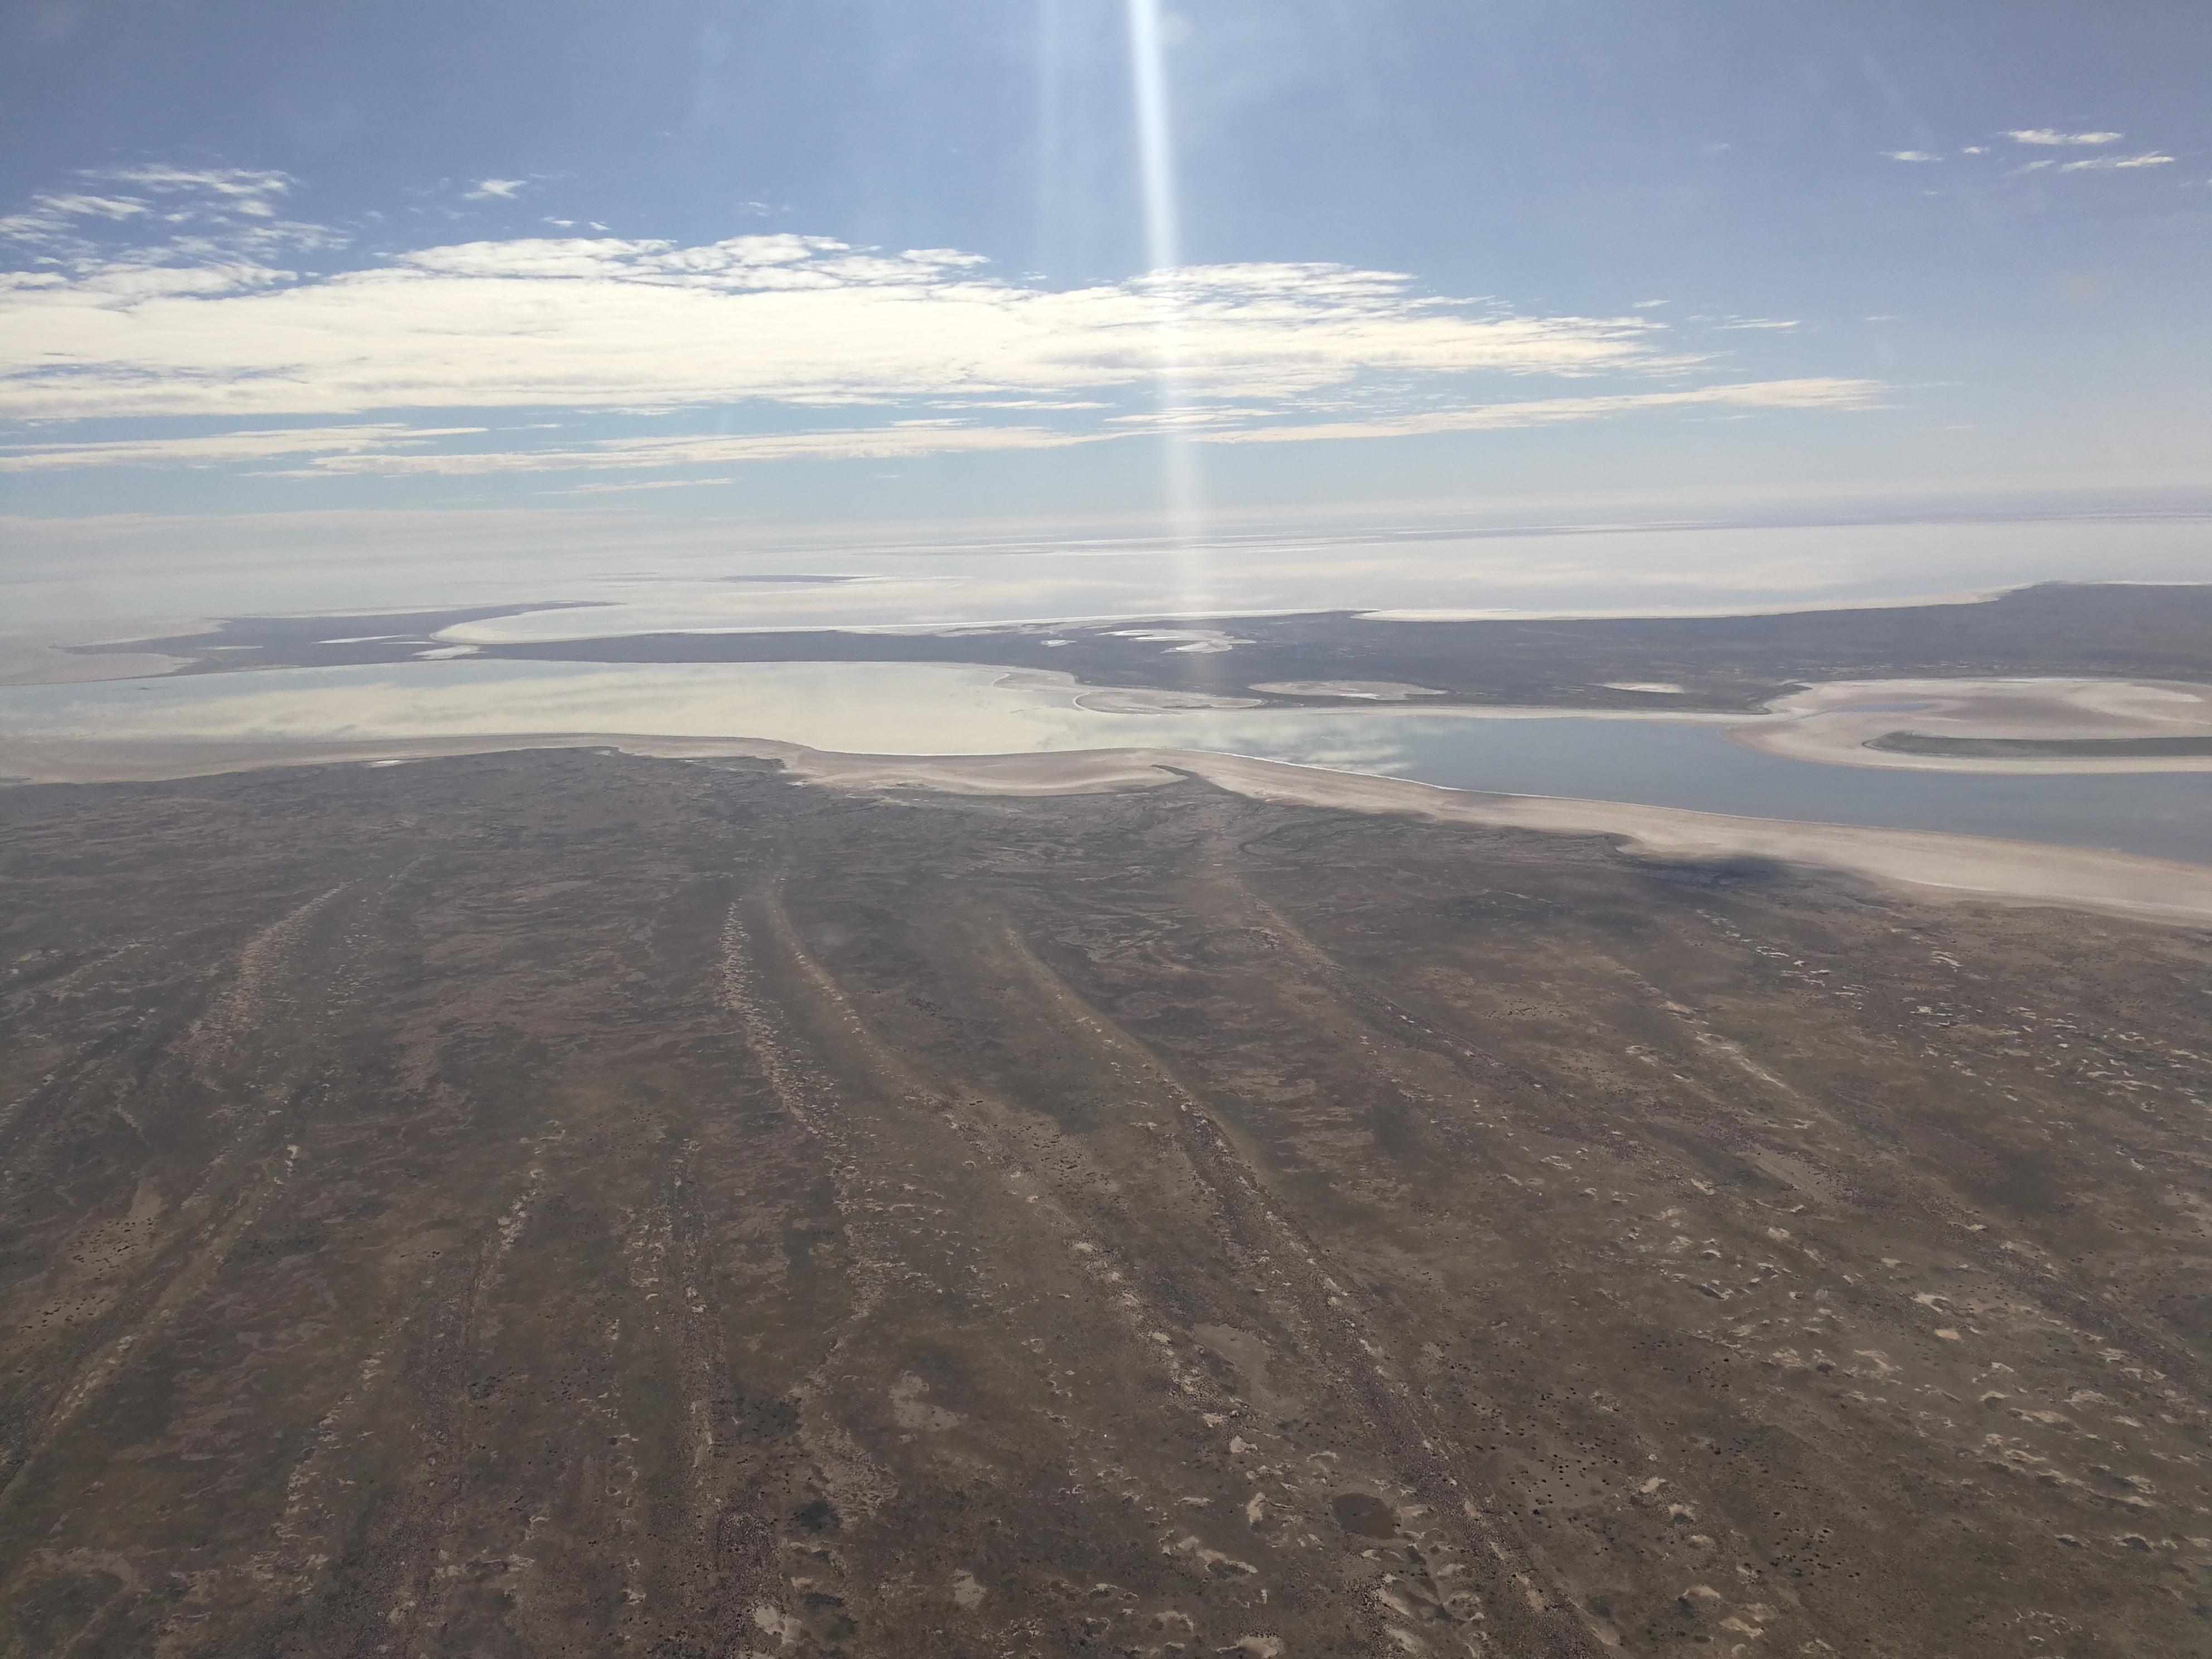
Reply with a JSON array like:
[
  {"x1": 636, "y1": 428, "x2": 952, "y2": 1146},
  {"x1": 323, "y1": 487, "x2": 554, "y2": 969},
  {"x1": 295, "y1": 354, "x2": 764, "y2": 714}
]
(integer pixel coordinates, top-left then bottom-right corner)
[
  {"x1": 1072, "y1": 688, "x2": 1266, "y2": 714},
  {"x1": 0, "y1": 621, "x2": 215, "y2": 686},
  {"x1": 1107, "y1": 628, "x2": 1249, "y2": 654},
  {"x1": 1248, "y1": 681, "x2": 1445, "y2": 701},
  {"x1": 1730, "y1": 678, "x2": 2212, "y2": 773}
]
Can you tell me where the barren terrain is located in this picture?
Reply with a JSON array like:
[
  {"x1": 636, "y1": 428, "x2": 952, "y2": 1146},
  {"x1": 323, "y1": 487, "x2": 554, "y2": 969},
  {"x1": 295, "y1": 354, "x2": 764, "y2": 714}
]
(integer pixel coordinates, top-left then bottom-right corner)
[{"x1": 3, "y1": 752, "x2": 2210, "y2": 1658}]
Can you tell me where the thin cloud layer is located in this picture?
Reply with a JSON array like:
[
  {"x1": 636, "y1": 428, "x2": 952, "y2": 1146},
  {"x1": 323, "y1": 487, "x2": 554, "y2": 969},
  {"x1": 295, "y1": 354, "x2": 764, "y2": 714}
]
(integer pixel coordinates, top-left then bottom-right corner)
[
  {"x1": 2006, "y1": 129, "x2": 2123, "y2": 147},
  {"x1": 0, "y1": 236, "x2": 1681, "y2": 426},
  {"x1": 0, "y1": 424, "x2": 487, "y2": 472},
  {"x1": 2052, "y1": 152, "x2": 2172, "y2": 173},
  {"x1": 1202, "y1": 380, "x2": 1882, "y2": 445},
  {"x1": 0, "y1": 170, "x2": 1883, "y2": 480}
]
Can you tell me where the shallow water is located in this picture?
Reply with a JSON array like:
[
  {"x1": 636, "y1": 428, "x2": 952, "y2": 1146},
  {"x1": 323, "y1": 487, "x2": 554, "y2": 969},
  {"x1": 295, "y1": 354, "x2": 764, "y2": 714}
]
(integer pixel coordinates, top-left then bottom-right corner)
[{"x1": 4, "y1": 659, "x2": 2206, "y2": 865}]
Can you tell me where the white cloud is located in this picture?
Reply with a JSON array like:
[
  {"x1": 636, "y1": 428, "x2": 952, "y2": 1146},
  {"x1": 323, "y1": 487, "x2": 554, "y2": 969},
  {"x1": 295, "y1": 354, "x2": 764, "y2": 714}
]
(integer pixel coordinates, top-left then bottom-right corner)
[
  {"x1": 264, "y1": 421, "x2": 1097, "y2": 476},
  {"x1": 0, "y1": 234, "x2": 1684, "y2": 426},
  {"x1": 1197, "y1": 380, "x2": 1884, "y2": 445},
  {"x1": 464, "y1": 178, "x2": 528, "y2": 202},
  {"x1": 1884, "y1": 151, "x2": 1942, "y2": 163},
  {"x1": 552, "y1": 476, "x2": 738, "y2": 495},
  {"x1": 36, "y1": 194, "x2": 149, "y2": 221},
  {"x1": 1, "y1": 195, "x2": 1886, "y2": 478},
  {"x1": 0, "y1": 166, "x2": 330, "y2": 266},
  {"x1": 2059, "y1": 152, "x2": 2174, "y2": 172},
  {"x1": 0, "y1": 424, "x2": 487, "y2": 471},
  {"x1": 0, "y1": 378, "x2": 1883, "y2": 479},
  {"x1": 249, "y1": 380, "x2": 1881, "y2": 474},
  {"x1": 0, "y1": 193, "x2": 150, "y2": 244},
  {"x1": 93, "y1": 166, "x2": 293, "y2": 219},
  {"x1": 2006, "y1": 129, "x2": 2123, "y2": 147}
]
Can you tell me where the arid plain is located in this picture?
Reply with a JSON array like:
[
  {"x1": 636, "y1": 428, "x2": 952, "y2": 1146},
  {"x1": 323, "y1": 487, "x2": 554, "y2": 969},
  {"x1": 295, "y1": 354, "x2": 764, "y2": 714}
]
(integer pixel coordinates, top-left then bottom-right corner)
[{"x1": 3, "y1": 750, "x2": 2209, "y2": 1658}]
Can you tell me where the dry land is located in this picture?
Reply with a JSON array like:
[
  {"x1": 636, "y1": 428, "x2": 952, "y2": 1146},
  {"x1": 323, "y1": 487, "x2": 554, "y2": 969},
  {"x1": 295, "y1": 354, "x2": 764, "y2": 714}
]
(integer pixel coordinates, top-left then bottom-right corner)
[{"x1": 4, "y1": 751, "x2": 2210, "y2": 1657}]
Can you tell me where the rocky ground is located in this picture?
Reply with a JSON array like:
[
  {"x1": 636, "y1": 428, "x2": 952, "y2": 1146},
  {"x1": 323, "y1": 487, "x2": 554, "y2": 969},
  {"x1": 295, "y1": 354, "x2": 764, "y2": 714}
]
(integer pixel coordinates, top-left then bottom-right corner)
[{"x1": 2, "y1": 751, "x2": 2208, "y2": 1657}]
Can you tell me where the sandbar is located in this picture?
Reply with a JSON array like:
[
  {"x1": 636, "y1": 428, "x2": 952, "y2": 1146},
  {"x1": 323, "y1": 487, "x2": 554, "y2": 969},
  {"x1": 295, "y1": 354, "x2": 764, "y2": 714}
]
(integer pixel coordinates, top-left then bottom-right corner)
[
  {"x1": 1246, "y1": 680, "x2": 1445, "y2": 700},
  {"x1": 1730, "y1": 676, "x2": 2212, "y2": 773}
]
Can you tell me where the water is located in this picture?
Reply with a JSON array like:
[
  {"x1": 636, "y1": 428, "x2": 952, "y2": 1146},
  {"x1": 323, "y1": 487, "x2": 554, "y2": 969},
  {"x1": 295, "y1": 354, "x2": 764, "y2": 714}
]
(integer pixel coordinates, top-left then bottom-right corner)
[
  {"x1": 1206, "y1": 715, "x2": 2212, "y2": 865},
  {"x1": 3, "y1": 659, "x2": 2206, "y2": 865}
]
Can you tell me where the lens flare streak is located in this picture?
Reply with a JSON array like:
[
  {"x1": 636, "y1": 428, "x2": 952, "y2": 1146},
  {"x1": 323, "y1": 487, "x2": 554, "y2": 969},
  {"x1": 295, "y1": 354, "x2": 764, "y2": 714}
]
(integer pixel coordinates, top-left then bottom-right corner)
[{"x1": 1126, "y1": 0, "x2": 1209, "y2": 615}]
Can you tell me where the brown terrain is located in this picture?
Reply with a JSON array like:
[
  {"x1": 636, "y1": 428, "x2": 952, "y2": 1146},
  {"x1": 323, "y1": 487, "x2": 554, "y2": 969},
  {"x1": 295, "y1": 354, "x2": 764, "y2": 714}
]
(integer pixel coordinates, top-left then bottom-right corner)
[{"x1": 2, "y1": 750, "x2": 2209, "y2": 1657}]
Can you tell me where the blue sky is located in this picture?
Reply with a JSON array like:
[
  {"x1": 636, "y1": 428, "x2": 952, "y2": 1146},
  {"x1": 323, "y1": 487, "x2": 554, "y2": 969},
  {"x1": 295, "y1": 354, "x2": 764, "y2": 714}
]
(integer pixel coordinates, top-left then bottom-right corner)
[{"x1": 1, "y1": 1, "x2": 2207, "y2": 585}]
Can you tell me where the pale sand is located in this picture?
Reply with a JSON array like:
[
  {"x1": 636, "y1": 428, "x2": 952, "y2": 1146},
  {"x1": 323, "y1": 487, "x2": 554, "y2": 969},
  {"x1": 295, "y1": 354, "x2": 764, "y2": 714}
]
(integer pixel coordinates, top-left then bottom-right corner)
[
  {"x1": 1730, "y1": 677, "x2": 2212, "y2": 773},
  {"x1": 1071, "y1": 689, "x2": 1265, "y2": 714},
  {"x1": 7, "y1": 730, "x2": 2203, "y2": 928},
  {"x1": 0, "y1": 635, "x2": 197, "y2": 687},
  {"x1": 1246, "y1": 681, "x2": 1445, "y2": 701}
]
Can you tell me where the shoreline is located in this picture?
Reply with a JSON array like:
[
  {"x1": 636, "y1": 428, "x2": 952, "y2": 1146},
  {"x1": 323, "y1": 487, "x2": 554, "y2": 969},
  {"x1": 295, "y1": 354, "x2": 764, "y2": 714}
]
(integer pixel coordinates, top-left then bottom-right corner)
[
  {"x1": 6, "y1": 729, "x2": 2210, "y2": 928},
  {"x1": 1723, "y1": 676, "x2": 2212, "y2": 774}
]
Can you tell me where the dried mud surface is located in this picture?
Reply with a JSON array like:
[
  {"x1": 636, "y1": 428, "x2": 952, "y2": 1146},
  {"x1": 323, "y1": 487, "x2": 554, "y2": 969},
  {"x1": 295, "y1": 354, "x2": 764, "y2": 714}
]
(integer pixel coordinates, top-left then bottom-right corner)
[{"x1": 2, "y1": 751, "x2": 2210, "y2": 1658}]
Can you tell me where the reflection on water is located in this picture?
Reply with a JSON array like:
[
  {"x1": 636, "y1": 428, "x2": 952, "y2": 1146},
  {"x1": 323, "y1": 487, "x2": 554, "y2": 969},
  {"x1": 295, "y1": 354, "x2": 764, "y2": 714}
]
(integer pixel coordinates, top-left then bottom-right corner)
[{"x1": 4, "y1": 659, "x2": 2206, "y2": 865}]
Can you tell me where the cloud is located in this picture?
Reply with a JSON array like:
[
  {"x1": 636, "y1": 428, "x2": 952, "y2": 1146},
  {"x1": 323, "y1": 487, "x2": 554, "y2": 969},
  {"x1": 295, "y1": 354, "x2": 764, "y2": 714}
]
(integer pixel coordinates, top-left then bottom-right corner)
[
  {"x1": 0, "y1": 233, "x2": 1685, "y2": 426},
  {"x1": 1, "y1": 191, "x2": 1883, "y2": 479},
  {"x1": 0, "y1": 424, "x2": 487, "y2": 471},
  {"x1": 2006, "y1": 129, "x2": 2123, "y2": 147},
  {"x1": 239, "y1": 380, "x2": 1883, "y2": 476},
  {"x1": 0, "y1": 192, "x2": 151, "y2": 244},
  {"x1": 260, "y1": 421, "x2": 1098, "y2": 476},
  {"x1": 2059, "y1": 152, "x2": 2173, "y2": 172},
  {"x1": 463, "y1": 178, "x2": 528, "y2": 202},
  {"x1": 552, "y1": 476, "x2": 738, "y2": 495},
  {"x1": 1196, "y1": 379, "x2": 1884, "y2": 445},
  {"x1": 0, "y1": 166, "x2": 331, "y2": 265},
  {"x1": 1, "y1": 379, "x2": 1884, "y2": 479},
  {"x1": 1884, "y1": 151, "x2": 1942, "y2": 163}
]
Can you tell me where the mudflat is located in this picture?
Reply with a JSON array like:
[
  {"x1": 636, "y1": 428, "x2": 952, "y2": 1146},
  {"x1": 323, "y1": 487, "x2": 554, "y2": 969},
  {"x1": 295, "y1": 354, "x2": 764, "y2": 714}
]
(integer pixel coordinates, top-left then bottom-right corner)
[
  {"x1": 3, "y1": 751, "x2": 2209, "y2": 1658},
  {"x1": 59, "y1": 581, "x2": 2212, "y2": 712}
]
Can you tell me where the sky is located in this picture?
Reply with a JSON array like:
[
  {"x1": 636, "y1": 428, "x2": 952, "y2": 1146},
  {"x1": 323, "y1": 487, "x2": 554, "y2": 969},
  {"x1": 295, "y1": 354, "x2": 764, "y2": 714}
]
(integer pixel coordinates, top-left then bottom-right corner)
[{"x1": 2, "y1": 0, "x2": 2208, "y2": 624}]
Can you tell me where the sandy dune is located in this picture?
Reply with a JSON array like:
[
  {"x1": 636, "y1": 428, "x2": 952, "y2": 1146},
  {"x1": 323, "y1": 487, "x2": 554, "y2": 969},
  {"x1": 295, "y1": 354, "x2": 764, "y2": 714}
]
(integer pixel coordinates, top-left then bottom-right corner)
[{"x1": 1731, "y1": 677, "x2": 2212, "y2": 772}]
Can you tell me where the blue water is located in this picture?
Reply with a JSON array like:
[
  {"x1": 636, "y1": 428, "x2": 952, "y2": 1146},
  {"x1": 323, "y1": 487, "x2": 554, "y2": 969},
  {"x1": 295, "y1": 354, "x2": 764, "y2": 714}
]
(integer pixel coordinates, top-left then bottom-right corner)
[{"x1": 1216, "y1": 716, "x2": 2212, "y2": 865}]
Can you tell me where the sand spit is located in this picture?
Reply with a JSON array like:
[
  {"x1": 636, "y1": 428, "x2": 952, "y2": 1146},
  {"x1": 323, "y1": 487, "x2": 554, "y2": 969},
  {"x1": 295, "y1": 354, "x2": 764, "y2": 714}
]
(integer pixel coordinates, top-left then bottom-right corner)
[
  {"x1": 1732, "y1": 677, "x2": 2212, "y2": 773},
  {"x1": 1246, "y1": 680, "x2": 1445, "y2": 700},
  {"x1": 0, "y1": 631, "x2": 199, "y2": 686},
  {"x1": 7, "y1": 729, "x2": 2210, "y2": 926}
]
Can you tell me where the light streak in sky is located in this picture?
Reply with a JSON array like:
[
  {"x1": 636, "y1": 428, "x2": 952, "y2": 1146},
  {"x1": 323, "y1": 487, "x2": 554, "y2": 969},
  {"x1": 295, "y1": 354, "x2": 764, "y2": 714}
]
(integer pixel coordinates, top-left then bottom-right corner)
[{"x1": 1125, "y1": 0, "x2": 1210, "y2": 616}]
